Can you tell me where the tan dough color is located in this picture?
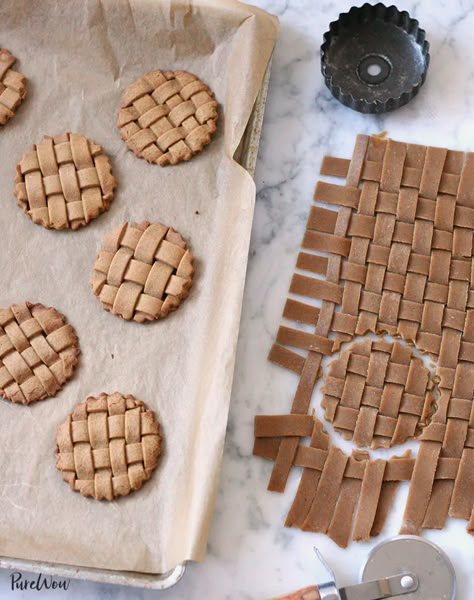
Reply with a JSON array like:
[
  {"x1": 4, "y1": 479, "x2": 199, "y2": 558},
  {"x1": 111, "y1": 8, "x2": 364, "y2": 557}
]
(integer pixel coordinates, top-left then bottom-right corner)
[
  {"x1": 118, "y1": 70, "x2": 218, "y2": 166},
  {"x1": 15, "y1": 132, "x2": 116, "y2": 230},
  {"x1": 55, "y1": 392, "x2": 162, "y2": 501},
  {"x1": 91, "y1": 220, "x2": 194, "y2": 323},
  {"x1": 0, "y1": 302, "x2": 79, "y2": 404},
  {"x1": 254, "y1": 133, "x2": 474, "y2": 547},
  {"x1": 322, "y1": 338, "x2": 436, "y2": 449},
  {"x1": 0, "y1": 48, "x2": 26, "y2": 126}
]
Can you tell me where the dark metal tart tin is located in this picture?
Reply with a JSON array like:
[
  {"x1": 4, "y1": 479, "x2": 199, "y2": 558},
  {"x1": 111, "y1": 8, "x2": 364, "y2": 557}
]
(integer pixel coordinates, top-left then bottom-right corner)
[{"x1": 321, "y1": 3, "x2": 430, "y2": 113}]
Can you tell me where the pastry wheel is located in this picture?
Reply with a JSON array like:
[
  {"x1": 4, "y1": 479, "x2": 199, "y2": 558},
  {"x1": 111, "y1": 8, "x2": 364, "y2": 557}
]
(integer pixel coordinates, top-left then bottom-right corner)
[{"x1": 274, "y1": 536, "x2": 456, "y2": 600}]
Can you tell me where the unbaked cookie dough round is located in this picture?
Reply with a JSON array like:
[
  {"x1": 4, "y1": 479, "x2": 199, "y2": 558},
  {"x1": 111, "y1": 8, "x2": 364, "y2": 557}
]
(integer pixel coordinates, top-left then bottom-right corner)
[
  {"x1": 118, "y1": 70, "x2": 218, "y2": 166},
  {"x1": 91, "y1": 220, "x2": 194, "y2": 323},
  {"x1": 321, "y1": 338, "x2": 435, "y2": 449},
  {"x1": 15, "y1": 132, "x2": 116, "y2": 230},
  {"x1": 0, "y1": 302, "x2": 80, "y2": 404},
  {"x1": 0, "y1": 48, "x2": 27, "y2": 126},
  {"x1": 55, "y1": 392, "x2": 162, "y2": 501}
]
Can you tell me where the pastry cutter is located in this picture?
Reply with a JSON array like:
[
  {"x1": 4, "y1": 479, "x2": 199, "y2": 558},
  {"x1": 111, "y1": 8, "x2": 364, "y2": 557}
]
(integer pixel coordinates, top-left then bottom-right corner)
[
  {"x1": 274, "y1": 536, "x2": 456, "y2": 600},
  {"x1": 320, "y1": 3, "x2": 430, "y2": 113}
]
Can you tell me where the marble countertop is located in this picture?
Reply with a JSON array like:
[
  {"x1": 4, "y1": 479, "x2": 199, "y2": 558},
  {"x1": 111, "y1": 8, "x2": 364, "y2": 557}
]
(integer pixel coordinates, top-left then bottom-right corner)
[{"x1": 2, "y1": 0, "x2": 474, "y2": 598}]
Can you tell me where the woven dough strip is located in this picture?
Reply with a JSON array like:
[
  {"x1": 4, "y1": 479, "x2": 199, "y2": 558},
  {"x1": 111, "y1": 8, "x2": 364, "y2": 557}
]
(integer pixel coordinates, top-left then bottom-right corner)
[
  {"x1": 254, "y1": 133, "x2": 474, "y2": 542},
  {"x1": 15, "y1": 133, "x2": 116, "y2": 230},
  {"x1": 0, "y1": 48, "x2": 26, "y2": 126},
  {"x1": 56, "y1": 392, "x2": 161, "y2": 501},
  {"x1": 263, "y1": 136, "x2": 368, "y2": 495},
  {"x1": 91, "y1": 221, "x2": 194, "y2": 322},
  {"x1": 254, "y1": 415, "x2": 415, "y2": 548},
  {"x1": 0, "y1": 302, "x2": 79, "y2": 404},
  {"x1": 118, "y1": 70, "x2": 218, "y2": 166},
  {"x1": 321, "y1": 338, "x2": 435, "y2": 449}
]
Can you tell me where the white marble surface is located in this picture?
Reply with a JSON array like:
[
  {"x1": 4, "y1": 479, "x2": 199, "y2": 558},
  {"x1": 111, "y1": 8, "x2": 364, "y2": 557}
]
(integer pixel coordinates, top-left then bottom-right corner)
[{"x1": 2, "y1": 0, "x2": 474, "y2": 598}]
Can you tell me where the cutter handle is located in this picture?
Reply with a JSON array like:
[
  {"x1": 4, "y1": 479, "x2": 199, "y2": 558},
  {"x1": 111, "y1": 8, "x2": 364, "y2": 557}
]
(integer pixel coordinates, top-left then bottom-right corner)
[{"x1": 272, "y1": 585, "x2": 321, "y2": 600}]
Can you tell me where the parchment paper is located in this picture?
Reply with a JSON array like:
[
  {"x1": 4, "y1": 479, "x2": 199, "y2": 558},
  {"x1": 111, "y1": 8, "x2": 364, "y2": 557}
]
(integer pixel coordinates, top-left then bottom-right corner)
[{"x1": 0, "y1": 0, "x2": 278, "y2": 574}]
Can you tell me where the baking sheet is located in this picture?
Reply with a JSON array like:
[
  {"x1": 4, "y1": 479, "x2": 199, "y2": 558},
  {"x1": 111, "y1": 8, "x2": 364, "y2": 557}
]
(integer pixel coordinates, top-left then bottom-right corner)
[{"x1": 0, "y1": 0, "x2": 278, "y2": 575}]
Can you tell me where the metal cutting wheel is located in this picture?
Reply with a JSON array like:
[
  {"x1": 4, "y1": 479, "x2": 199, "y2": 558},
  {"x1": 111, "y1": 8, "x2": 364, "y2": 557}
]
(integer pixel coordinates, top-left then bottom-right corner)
[{"x1": 274, "y1": 536, "x2": 456, "y2": 600}]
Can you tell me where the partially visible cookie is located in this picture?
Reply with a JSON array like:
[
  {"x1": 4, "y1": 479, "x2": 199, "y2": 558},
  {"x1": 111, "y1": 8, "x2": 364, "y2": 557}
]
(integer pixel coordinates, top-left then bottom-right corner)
[
  {"x1": 118, "y1": 70, "x2": 218, "y2": 166},
  {"x1": 0, "y1": 302, "x2": 80, "y2": 404},
  {"x1": 0, "y1": 48, "x2": 27, "y2": 126},
  {"x1": 91, "y1": 221, "x2": 194, "y2": 323},
  {"x1": 55, "y1": 392, "x2": 162, "y2": 501},
  {"x1": 15, "y1": 133, "x2": 116, "y2": 230}
]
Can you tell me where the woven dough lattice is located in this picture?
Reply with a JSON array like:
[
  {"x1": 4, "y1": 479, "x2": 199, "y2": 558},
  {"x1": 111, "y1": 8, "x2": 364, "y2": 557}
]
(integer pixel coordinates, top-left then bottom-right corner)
[
  {"x1": 0, "y1": 302, "x2": 79, "y2": 404},
  {"x1": 322, "y1": 338, "x2": 435, "y2": 449},
  {"x1": 91, "y1": 221, "x2": 194, "y2": 322},
  {"x1": 56, "y1": 392, "x2": 161, "y2": 501},
  {"x1": 0, "y1": 48, "x2": 26, "y2": 126},
  {"x1": 118, "y1": 70, "x2": 218, "y2": 166},
  {"x1": 253, "y1": 135, "x2": 474, "y2": 546},
  {"x1": 15, "y1": 133, "x2": 116, "y2": 230}
]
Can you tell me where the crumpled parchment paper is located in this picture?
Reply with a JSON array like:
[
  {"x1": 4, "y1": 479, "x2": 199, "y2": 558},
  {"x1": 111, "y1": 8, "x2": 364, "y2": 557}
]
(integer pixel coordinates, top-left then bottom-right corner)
[{"x1": 0, "y1": 0, "x2": 278, "y2": 574}]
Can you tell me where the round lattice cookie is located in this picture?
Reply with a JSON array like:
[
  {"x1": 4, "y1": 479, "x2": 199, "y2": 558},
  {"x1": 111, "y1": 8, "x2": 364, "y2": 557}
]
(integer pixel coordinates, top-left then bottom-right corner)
[
  {"x1": 0, "y1": 302, "x2": 80, "y2": 405},
  {"x1": 14, "y1": 133, "x2": 116, "y2": 230},
  {"x1": 91, "y1": 221, "x2": 194, "y2": 323},
  {"x1": 0, "y1": 48, "x2": 27, "y2": 126},
  {"x1": 55, "y1": 392, "x2": 162, "y2": 501},
  {"x1": 118, "y1": 70, "x2": 218, "y2": 166},
  {"x1": 321, "y1": 338, "x2": 436, "y2": 449}
]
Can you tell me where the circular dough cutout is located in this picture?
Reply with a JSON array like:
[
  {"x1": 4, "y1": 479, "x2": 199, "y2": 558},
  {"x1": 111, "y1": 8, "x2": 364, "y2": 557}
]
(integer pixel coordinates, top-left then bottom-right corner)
[
  {"x1": 118, "y1": 70, "x2": 218, "y2": 166},
  {"x1": 56, "y1": 392, "x2": 162, "y2": 500},
  {"x1": 321, "y1": 337, "x2": 436, "y2": 449},
  {"x1": 15, "y1": 132, "x2": 116, "y2": 230},
  {"x1": 91, "y1": 220, "x2": 194, "y2": 323}
]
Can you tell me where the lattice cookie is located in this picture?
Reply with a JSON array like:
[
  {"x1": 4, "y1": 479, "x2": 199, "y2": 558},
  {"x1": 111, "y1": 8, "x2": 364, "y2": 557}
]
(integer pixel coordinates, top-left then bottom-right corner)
[
  {"x1": 15, "y1": 133, "x2": 116, "y2": 230},
  {"x1": 322, "y1": 338, "x2": 435, "y2": 449},
  {"x1": 56, "y1": 392, "x2": 161, "y2": 500},
  {"x1": 91, "y1": 221, "x2": 194, "y2": 322},
  {"x1": 0, "y1": 302, "x2": 79, "y2": 404},
  {"x1": 118, "y1": 70, "x2": 218, "y2": 166},
  {"x1": 0, "y1": 48, "x2": 27, "y2": 126}
]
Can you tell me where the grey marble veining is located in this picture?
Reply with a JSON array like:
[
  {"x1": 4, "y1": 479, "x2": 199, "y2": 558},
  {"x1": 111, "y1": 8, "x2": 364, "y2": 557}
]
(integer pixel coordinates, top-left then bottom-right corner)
[{"x1": 2, "y1": 0, "x2": 474, "y2": 598}]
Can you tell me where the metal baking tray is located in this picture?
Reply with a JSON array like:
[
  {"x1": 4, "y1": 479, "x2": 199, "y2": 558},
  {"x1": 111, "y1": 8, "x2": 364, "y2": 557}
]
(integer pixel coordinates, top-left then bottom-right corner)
[{"x1": 0, "y1": 57, "x2": 271, "y2": 592}]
